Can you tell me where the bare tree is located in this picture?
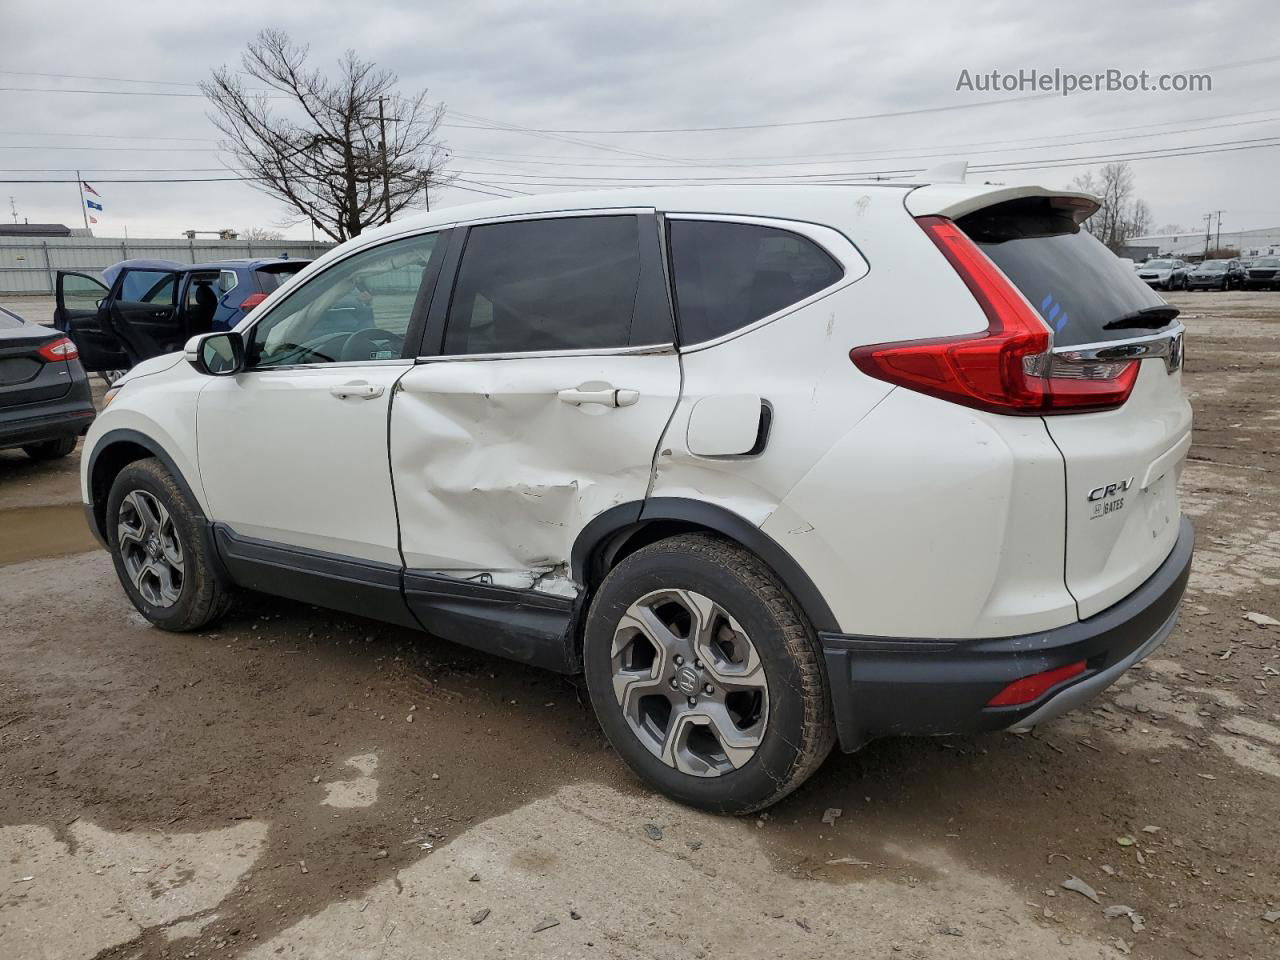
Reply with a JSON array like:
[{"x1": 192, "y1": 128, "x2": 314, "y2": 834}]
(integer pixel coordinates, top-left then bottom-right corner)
[
  {"x1": 1127, "y1": 198, "x2": 1152, "y2": 240},
  {"x1": 241, "y1": 226, "x2": 285, "y2": 241},
  {"x1": 1071, "y1": 162, "x2": 1146, "y2": 251},
  {"x1": 203, "y1": 30, "x2": 452, "y2": 242}
]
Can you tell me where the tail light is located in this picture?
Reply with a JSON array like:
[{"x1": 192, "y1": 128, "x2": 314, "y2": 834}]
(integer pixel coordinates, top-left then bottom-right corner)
[
  {"x1": 987, "y1": 660, "x2": 1086, "y2": 707},
  {"x1": 849, "y1": 216, "x2": 1138, "y2": 415},
  {"x1": 36, "y1": 337, "x2": 79, "y2": 361},
  {"x1": 240, "y1": 292, "x2": 269, "y2": 310}
]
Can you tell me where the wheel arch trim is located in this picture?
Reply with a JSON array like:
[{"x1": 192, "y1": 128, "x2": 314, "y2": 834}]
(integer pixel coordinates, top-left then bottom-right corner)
[
  {"x1": 570, "y1": 497, "x2": 840, "y2": 635},
  {"x1": 85, "y1": 428, "x2": 208, "y2": 548}
]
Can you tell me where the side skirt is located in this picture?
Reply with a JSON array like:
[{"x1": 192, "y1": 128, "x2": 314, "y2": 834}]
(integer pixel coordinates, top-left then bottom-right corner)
[
  {"x1": 211, "y1": 524, "x2": 577, "y2": 671},
  {"x1": 403, "y1": 571, "x2": 576, "y2": 673},
  {"x1": 212, "y1": 524, "x2": 420, "y2": 630}
]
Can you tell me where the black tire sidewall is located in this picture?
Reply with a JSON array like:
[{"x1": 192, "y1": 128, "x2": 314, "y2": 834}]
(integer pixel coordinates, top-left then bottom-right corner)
[
  {"x1": 23, "y1": 436, "x2": 76, "y2": 460},
  {"x1": 584, "y1": 541, "x2": 817, "y2": 813},
  {"x1": 105, "y1": 460, "x2": 221, "y2": 631}
]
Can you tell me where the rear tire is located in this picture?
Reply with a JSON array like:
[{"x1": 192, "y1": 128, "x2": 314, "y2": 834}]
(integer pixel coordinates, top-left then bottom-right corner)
[
  {"x1": 106, "y1": 458, "x2": 233, "y2": 632},
  {"x1": 22, "y1": 435, "x2": 77, "y2": 461},
  {"x1": 583, "y1": 533, "x2": 835, "y2": 814}
]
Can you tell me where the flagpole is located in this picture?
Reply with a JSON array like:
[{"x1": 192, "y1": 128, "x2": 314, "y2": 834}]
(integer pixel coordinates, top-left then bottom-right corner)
[{"x1": 76, "y1": 170, "x2": 89, "y2": 231}]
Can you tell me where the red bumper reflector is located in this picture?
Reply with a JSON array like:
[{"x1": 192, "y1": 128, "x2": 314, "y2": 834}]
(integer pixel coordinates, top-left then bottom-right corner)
[
  {"x1": 240, "y1": 292, "x2": 269, "y2": 310},
  {"x1": 986, "y1": 660, "x2": 1086, "y2": 707}
]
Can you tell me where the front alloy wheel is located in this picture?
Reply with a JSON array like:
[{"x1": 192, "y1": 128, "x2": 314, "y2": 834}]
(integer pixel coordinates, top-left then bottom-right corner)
[
  {"x1": 611, "y1": 588, "x2": 769, "y2": 776},
  {"x1": 117, "y1": 489, "x2": 185, "y2": 606}
]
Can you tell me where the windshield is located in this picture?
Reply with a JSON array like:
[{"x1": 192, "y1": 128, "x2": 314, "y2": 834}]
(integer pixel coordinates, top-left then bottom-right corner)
[
  {"x1": 1144, "y1": 260, "x2": 1173, "y2": 269},
  {"x1": 1255, "y1": 257, "x2": 1280, "y2": 267},
  {"x1": 959, "y1": 197, "x2": 1170, "y2": 348},
  {"x1": 1197, "y1": 262, "x2": 1228, "y2": 272}
]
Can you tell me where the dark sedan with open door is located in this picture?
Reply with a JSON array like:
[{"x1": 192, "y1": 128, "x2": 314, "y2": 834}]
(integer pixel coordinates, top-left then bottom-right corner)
[{"x1": 0, "y1": 304, "x2": 95, "y2": 460}]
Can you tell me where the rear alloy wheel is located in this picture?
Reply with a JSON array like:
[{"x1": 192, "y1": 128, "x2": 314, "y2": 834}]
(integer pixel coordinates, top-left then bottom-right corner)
[
  {"x1": 106, "y1": 458, "x2": 233, "y2": 631},
  {"x1": 584, "y1": 534, "x2": 835, "y2": 813},
  {"x1": 611, "y1": 588, "x2": 770, "y2": 776}
]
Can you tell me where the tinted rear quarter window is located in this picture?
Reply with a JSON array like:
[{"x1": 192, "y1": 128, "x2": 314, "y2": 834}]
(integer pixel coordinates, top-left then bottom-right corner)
[
  {"x1": 959, "y1": 198, "x2": 1170, "y2": 347},
  {"x1": 667, "y1": 220, "x2": 843, "y2": 345}
]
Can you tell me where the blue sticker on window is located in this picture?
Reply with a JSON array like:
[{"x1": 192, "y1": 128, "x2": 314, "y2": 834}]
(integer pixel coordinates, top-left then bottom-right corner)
[{"x1": 1039, "y1": 294, "x2": 1069, "y2": 334}]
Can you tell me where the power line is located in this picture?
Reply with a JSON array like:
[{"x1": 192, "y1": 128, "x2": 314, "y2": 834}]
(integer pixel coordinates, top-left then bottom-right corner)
[
  {"x1": 0, "y1": 131, "x2": 218, "y2": 143},
  {"x1": 454, "y1": 54, "x2": 1280, "y2": 134},
  {"x1": 0, "y1": 69, "x2": 205, "y2": 87},
  {"x1": 444, "y1": 134, "x2": 1280, "y2": 184},
  {"x1": 6, "y1": 134, "x2": 1276, "y2": 188},
  {"x1": 446, "y1": 115, "x2": 1280, "y2": 169}
]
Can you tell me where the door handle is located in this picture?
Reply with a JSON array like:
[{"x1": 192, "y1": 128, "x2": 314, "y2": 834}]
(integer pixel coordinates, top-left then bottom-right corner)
[
  {"x1": 557, "y1": 386, "x2": 640, "y2": 408},
  {"x1": 329, "y1": 381, "x2": 384, "y2": 400}
]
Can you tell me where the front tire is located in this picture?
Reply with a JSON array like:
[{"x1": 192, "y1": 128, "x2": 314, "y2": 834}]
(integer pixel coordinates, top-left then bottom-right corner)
[
  {"x1": 584, "y1": 534, "x2": 835, "y2": 814},
  {"x1": 22, "y1": 435, "x2": 77, "y2": 461},
  {"x1": 106, "y1": 458, "x2": 232, "y2": 631}
]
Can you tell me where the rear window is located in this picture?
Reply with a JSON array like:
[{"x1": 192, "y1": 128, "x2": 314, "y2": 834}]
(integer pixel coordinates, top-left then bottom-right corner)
[
  {"x1": 255, "y1": 263, "x2": 307, "y2": 292},
  {"x1": 959, "y1": 198, "x2": 1170, "y2": 347},
  {"x1": 668, "y1": 220, "x2": 844, "y2": 345}
]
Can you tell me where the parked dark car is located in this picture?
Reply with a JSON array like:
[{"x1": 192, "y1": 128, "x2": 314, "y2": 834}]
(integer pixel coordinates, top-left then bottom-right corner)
[
  {"x1": 1185, "y1": 259, "x2": 1246, "y2": 290},
  {"x1": 0, "y1": 304, "x2": 95, "y2": 460},
  {"x1": 54, "y1": 257, "x2": 309, "y2": 381},
  {"x1": 1243, "y1": 256, "x2": 1280, "y2": 290}
]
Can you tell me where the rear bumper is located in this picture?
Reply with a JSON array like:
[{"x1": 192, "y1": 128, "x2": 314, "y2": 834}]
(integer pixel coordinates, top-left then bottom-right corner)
[
  {"x1": 820, "y1": 516, "x2": 1194, "y2": 751},
  {"x1": 0, "y1": 393, "x2": 95, "y2": 449}
]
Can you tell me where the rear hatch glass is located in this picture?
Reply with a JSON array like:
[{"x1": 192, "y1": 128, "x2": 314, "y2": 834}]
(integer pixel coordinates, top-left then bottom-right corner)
[
  {"x1": 958, "y1": 197, "x2": 1191, "y2": 619},
  {"x1": 957, "y1": 198, "x2": 1173, "y2": 348},
  {"x1": 255, "y1": 263, "x2": 308, "y2": 292}
]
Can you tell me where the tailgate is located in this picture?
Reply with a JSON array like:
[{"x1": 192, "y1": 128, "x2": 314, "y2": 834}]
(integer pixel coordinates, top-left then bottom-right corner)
[
  {"x1": 957, "y1": 196, "x2": 1192, "y2": 619},
  {"x1": 1041, "y1": 358, "x2": 1191, "y2": 616}
]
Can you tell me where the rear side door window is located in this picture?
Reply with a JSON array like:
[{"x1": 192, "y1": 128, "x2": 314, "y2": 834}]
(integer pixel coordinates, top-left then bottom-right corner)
[
  {"x1": 667, "y1": 219, "x2": 844, "y2": 346},
  {"x1": 443, "y1": 215, "x2": 647, "y2": 355}
]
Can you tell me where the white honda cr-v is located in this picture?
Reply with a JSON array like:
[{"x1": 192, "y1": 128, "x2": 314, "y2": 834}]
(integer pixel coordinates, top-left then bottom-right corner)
[{"x1": 80, "y1": 181, "x2": 1193, "y2": 813}]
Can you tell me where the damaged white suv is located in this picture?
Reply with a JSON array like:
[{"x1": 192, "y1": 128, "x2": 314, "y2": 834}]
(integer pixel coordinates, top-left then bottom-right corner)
[{"x1": 82, "y1": 182, "x2": 1193, "y2": 813}]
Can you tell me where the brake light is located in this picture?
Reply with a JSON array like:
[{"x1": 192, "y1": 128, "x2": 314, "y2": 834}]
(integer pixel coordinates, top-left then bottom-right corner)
[
  {"x1": 849, "y1": 216, "x2": 1137, "y2": 414},
  {"x1": 987, "y1": 660, "x2": 1086, "y2": 707},
  {"x1": 240, "y1": 292, "x2": 269, "y2": 310},
  {"x1": 36, "y1": 337, "x2": 78, "y2": 361}
]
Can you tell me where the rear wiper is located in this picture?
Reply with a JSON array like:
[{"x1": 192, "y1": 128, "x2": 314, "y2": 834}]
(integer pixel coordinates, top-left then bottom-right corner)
[{"x1": 1102, "y1": 305, "x2": 1181, "y2": 330}]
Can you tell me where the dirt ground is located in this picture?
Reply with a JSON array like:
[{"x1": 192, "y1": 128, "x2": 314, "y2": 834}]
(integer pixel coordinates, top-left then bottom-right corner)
[{"x1": 1, "y1": 291, "x2": 1277, "y2": 960}]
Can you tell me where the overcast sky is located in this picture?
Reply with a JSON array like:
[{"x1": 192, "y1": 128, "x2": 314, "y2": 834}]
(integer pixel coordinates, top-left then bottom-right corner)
[{"x1": 3, "y1": 0, "x2": 1278, "y2": 241}]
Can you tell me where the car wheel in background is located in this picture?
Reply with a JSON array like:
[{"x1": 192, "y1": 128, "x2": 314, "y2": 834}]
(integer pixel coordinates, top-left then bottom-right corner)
[
  {"x1": 583, "y1": 533, "x2": 835, "y2": 814},
  {"x1": 105, "y1": 458, "x2": 233, "y2": 632},
  {"x1": 22, "y1": 435, "x2": 77, "y2": 461},
  {"x1": 99, "y1": 369, "x2": 128, "y2": 386}
]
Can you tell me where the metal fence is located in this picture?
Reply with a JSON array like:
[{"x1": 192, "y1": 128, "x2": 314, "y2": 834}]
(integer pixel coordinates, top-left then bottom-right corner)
[{"x1": 0, "y1": 236, "x2": 336, "y2": 294}]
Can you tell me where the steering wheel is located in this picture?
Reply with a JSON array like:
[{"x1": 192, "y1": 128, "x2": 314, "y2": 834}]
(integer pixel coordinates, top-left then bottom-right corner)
[{"x1": 340, "y1": 327, "x2": 404, "y2": 362}]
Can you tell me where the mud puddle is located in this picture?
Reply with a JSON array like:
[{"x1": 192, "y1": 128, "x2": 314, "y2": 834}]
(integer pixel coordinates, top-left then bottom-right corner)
[{"x1": 0, "y1": 502, "x2": 100, "y2": 566}]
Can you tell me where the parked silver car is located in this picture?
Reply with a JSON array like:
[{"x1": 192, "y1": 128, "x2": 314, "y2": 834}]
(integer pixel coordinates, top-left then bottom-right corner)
[{"x1": 1135, "y1": 258, "x2": 1187, "y2": 290}]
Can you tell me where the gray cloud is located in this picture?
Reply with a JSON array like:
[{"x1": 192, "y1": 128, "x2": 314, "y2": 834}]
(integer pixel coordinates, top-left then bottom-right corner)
[{"x1": 4, "y1": 0, "x2": 1278, "y2": 239}]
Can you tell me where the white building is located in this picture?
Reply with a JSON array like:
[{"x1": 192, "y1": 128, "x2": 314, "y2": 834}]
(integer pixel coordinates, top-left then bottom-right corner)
[{"x1": 1126, "y1": 226, "x2": 1280, "y2": 259}]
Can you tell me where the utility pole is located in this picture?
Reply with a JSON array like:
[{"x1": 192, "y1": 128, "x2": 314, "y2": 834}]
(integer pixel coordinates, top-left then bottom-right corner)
[
  {"x1": 422, "y1": 172, "x2": 430, "y2": 212},
  {"x1": 1202, "y1": 213, "x2": 1213, "y2": 258},
  {"x1": 377, "y1": 96, "x2": 393, "y2": 225},
  {"x1": 1214, "y1": 210, "x2": 1224, "y2": 252},
  {"x1": 8, "y1": 196, "x2": 16, "y2": 224},
  {"x1": 76, "y1": 169, "x2": 89, "y2": 230}
]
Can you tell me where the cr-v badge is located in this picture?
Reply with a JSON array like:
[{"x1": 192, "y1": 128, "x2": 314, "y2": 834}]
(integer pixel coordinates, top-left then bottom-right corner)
[{"x1": 1088, "y1": 476, "x2": 1133, "y2": 519}]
